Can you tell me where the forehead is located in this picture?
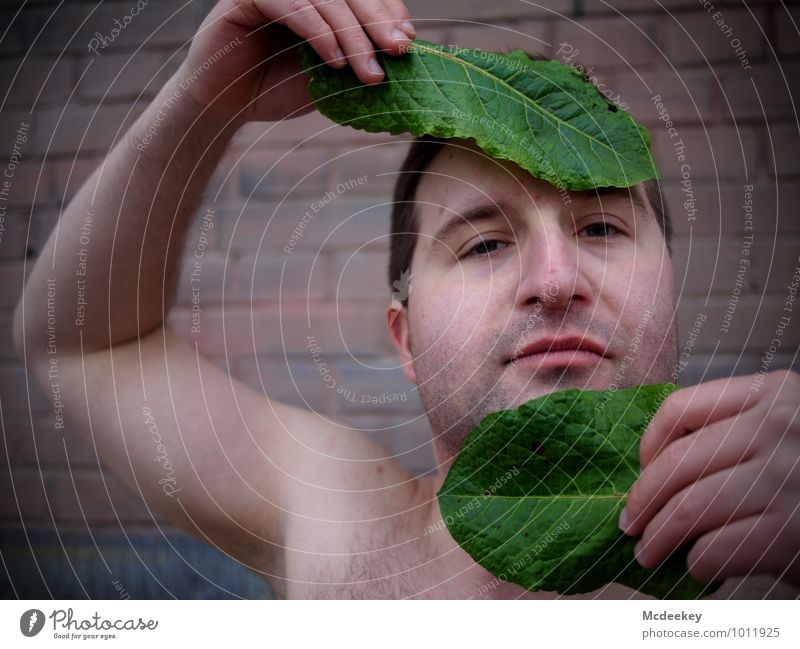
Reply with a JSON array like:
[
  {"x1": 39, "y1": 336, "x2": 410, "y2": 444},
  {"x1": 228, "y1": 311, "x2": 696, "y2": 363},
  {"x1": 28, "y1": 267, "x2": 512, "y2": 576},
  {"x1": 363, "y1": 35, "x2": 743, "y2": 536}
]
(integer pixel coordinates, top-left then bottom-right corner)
[{"x1": 413, "y1": 138, "x2": 649, "y2": 238}]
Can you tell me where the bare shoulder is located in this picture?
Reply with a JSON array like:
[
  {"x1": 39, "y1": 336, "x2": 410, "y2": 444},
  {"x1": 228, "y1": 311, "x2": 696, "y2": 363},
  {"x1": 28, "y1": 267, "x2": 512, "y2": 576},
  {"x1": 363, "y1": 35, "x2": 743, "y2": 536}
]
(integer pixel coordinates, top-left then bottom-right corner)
[{"x1": 34, "y1": 322, "x2": 417, "y2": 582}]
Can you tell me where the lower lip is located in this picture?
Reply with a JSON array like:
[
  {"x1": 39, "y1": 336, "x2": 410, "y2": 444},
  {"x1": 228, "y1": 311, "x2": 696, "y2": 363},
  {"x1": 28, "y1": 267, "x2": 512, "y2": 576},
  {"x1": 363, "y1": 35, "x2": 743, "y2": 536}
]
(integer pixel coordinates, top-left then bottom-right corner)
[{"x1": 510, "y1": 349, "x2": 604, "y2": 369}]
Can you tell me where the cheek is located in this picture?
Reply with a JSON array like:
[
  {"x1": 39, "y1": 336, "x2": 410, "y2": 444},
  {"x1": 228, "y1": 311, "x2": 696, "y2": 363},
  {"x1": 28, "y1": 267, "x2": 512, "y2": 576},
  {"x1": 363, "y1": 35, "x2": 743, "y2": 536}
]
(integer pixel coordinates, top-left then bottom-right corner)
[{"x1": 409, "y1": 282, "x2": 495, "y2": 363}]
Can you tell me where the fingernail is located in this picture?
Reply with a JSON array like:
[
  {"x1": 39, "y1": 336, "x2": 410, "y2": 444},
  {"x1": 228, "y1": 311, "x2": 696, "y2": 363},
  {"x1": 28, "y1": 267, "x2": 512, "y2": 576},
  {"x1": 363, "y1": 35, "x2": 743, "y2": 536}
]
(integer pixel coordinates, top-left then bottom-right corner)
[
  {"x1": 618, "y1": 507, "x2": 629, "y2": 531},
  {"x1": 392, "y1": 27, "x2": 409, "y2": 42},
  {"x1": 368, "y1": 57, "x2": 383, "y2": 76},
  {"x1": 634, "y1": 540, "x2": 645, "y2": 564},
  {"x1": 401, "y1": 20, "x2": 416, "y2": 36},
  {"x1": 334, "y1": 46, "x2": 345, "y2": 62}
]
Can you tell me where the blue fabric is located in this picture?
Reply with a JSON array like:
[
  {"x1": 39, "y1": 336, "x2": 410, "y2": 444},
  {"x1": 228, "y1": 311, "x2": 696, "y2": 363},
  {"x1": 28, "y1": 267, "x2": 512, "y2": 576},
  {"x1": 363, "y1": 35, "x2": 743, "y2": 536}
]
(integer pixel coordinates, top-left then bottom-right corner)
[{"x1": 0, "y1": 526, "x2": 275, "y2": 599}]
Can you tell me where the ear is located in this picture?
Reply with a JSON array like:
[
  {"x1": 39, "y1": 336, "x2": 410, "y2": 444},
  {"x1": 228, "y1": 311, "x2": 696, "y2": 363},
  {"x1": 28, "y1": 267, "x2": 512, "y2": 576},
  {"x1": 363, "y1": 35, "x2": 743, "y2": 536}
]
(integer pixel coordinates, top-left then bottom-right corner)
[{"x1": 387, "y1": 299, "x2": 417, "y2": 384}]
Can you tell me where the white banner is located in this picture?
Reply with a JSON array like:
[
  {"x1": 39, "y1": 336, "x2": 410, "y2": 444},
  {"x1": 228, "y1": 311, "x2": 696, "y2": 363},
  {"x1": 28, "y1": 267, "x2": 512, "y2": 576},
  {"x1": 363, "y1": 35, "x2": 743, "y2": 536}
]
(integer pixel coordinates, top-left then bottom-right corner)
[{"x1": 1, "y1": 600, "x2": 798, "y2": 647}]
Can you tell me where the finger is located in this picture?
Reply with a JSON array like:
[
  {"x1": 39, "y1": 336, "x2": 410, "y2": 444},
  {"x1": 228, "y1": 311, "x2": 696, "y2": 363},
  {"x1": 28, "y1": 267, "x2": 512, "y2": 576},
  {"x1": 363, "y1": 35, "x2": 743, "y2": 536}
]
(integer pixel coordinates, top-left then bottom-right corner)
[
  {"x1": 686, "y1": 512, "x2": 800, "y2": 584},
  {"x1": 622, "y1": 413, "x2": 759, "y2": 536},
  {"x1": 257, "y1": 0, "x2": 347, "y2": 69},
  {"x1": 346, "y1": 0, "x2": 413, "y2": 54},
  {"x1": 640, "y1": 375, "x2": 762, "y2": 470},
  {"x1": 380, "y1": 0, "x2": 416, "y2": 36},
  {"x1": 632, "y1": 459, "x2": 771, "y2": 568},
  {"x1": 312, "y1": 0, "x2": 408, "y2": 83},
  {"x1": 309, "y1": 0, "x2": 384, "y2": 82}
]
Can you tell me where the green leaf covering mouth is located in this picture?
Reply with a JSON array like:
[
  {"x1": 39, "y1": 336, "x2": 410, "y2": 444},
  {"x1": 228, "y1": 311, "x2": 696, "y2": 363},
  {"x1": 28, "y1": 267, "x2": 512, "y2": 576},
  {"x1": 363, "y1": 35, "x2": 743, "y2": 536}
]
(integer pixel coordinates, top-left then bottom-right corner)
[
  {"x1": 300, "y1": 39, "x2": 659, "y2": 191},
  {"x1": 436, "y1": 384, "x2": 724, "y2": 599}
]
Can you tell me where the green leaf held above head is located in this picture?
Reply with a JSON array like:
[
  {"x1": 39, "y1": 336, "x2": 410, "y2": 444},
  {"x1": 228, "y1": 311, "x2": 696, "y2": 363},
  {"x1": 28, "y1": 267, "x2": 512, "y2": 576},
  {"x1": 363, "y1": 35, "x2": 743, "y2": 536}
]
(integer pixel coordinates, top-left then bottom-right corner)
[
  {"x1": 301, "y1": 39, "x2": 659, "y2": 191},
  {"x1": 437, "y1": 384, "x2": 723, "y2": 599}
]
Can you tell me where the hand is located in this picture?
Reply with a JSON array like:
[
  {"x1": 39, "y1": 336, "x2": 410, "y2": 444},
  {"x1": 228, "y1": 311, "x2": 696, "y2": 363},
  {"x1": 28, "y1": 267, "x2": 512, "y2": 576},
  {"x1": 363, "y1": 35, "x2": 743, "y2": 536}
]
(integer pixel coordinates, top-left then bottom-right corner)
[
  {"x1": 179, "y1": 0, "x2": 416, "y2": 122},
  {"x1": 618, "y1": 370, "x2": 800, "y2": 588}
]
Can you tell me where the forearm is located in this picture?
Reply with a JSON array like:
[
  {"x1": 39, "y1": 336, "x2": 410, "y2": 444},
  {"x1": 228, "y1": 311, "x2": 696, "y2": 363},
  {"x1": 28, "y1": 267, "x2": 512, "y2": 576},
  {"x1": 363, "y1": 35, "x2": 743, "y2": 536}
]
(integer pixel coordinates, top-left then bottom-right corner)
[{"x1": 13, "y1": 63, "x2": 243, "y2": 357}]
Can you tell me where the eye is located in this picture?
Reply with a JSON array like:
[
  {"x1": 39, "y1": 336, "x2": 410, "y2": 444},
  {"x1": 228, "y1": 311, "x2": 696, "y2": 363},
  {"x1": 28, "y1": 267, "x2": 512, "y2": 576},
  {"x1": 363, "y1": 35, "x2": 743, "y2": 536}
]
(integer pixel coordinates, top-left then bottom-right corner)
[
  {"x1": 579, "y1": 221, "x2": 622, "y2": 238},
  {"x1": 462, "y1": 238, "x2": 508, "y2": 259}
]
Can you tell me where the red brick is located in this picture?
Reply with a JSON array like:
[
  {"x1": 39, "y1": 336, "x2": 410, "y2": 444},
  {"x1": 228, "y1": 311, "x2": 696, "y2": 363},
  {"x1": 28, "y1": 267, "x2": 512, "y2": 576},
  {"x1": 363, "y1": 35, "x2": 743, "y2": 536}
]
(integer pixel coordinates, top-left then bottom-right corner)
[
  {"x1": 553, "y1": 15, "x2": 658, "y2": 69},
  {"x1": 0, "y1": 363, "x2": 50, "y2": 412},
  {"x1": 445, "y1": 20, "x2": 550, "y2": 56},
  {"x1": 775, "y1": 6, "x2": 800, "y2": 56},
  {"x1": 4, "y1": 162, "x2": 53, "y2": 210},
  {"x1": 676, "y1": 297, "x2": 799, "y2": 353},
  {"x1": 0, "y1": 262, "x2": 24, "y2": 308},
  {"x1": 718, "y1": 63, "x2": 800, "y2": 120},
  {"x1": 238, "y1": 147, "x2": 334, "y2": 200},
  {"x1": 776, "y1": 182, "x2": 800, "y2": 233},
  {"x1": 617, "y1": 68, "x2": 714, "y2": 123},
  {"x1": 218, "y1": 197, "x2": 392, "y2": 253},
  {"x1": 0, "y1": 57, "x2": 74, "y2": 108},
  {"x1": 167, "y1": 302, "x2": 393, "y2": 358},
  {"x1": 406, "y1": 0, "x2": 572, "y2": 21},
  {"x1": 769, "y1": 124, "x2": 800, "y2": 177},
  {"x1": 24, "y1": 4, "x2": 91, "y2": 55},
  {"x1": 337, "y1": 358, "x2": 422, "y2": 414},
  {"x1": 0, "y1": 112, "x2": 32, "y2": 164},
  {"x1": 321, "y1": 198, "x2": 392, "y2": 249},
  {"x1": 329, "y1": 144, "x2": 408, "y2": 196},
  {"x1": 234, "y1": 251, "x2": 327, "y2": 302},
  {"x1": 77, "y1": 51, "x2": 180, "y2": 101},
  {"x1": 332, "y1": 249, "x2": 391, "y2": 299},
  {"x1": 98, "y1": 1, "x2": 203, "y2": 49},
  {"x1": 0, "y1": 312, "x2": 16, "y2": 358},
  {"x1": 231, "y1": 356, "x2": 336, "y2": 412},
  {"x1": 762, "y1": 241, "x2": 800, "y2": 296},
  {"x1": 52, "y1": 157, "x2": 103, "y2": 204},
  {"x1": 672, "y1": 236, "x2": 799, "y2": 298},
  {"x1": 175, "y1": 250, "x2": 230, "y2": 305},
  {"x1": 201, "y1": 164, "x2": 238, "y2": 207},
  {"x1": 0, "y1": 470, "x2": 48, "y2": 520},
  {"x1": 674, "y1": 352, "x2": 763, "y2": 387},
  {"x1": 652, "y1": 125, "x2": 759, "y2": 179},
  {"x1": 662, "y1": 8, "x2": 766, "y2": 66},
  {"x1": 33, "y1": 103, "x2": 146, "y2": 156},
  {"x1": 0, "y1": 10, "x2": 25, "y2": 55},
  {"x1": 231, "y1": 112, "x2": 392, "y2": 151},
  {"x1": 26, "y1": 1, "x2": 202, "y2": 56},
  {"x1": 583, "y1": 0, "x2": 700, "y2": 12},
  {"x1": 29, "y1": 210, "x2": 59, "y2": 258},
  {"x1": 667, "y1": 181, "x2": 800, "y2": 237},
  {"x1": 0, "y1": 212, "x2": 34, "y2": 261}
]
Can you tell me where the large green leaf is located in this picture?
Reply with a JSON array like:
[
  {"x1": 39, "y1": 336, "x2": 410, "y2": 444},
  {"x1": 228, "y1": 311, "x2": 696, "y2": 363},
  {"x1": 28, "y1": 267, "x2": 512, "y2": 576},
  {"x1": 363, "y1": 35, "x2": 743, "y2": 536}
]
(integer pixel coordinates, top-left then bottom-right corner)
[
  {"x1": 437, "y1": 384, "x2": 723, "y2": 599},
  {"x1": 300, "y1": 39, "x2": 658, "y2": 190}
]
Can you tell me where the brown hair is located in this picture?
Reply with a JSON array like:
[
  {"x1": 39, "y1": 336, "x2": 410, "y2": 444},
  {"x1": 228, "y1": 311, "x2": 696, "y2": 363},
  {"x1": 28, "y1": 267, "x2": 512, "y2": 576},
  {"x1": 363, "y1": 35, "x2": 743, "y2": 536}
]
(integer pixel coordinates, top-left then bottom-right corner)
[{"x1": 387, "y1": 137, "x2": 672, "y2": 307}]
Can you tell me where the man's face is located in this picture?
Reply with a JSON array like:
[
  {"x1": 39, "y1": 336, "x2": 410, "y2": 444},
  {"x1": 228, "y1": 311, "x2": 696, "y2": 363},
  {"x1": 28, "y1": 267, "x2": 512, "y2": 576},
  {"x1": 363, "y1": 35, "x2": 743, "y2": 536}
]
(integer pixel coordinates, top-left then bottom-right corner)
[{"x1": 387, "y1": 138, "x2": 679, "y2": 470}]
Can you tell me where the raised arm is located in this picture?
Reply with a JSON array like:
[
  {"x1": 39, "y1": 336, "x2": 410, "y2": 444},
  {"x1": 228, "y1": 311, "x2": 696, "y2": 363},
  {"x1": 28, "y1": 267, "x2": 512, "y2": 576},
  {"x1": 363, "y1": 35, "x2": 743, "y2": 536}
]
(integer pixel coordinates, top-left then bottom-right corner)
[{"x1": 12, "y1": 0, "x2": 417, "y2": 580}]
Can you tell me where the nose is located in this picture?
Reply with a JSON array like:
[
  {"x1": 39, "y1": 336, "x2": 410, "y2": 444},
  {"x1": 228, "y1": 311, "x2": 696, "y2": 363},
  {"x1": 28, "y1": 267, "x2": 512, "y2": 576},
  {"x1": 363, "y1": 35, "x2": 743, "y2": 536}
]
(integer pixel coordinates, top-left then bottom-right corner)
[{"x1": 515, "y1": 219, "x2": 593, "y2": 310}]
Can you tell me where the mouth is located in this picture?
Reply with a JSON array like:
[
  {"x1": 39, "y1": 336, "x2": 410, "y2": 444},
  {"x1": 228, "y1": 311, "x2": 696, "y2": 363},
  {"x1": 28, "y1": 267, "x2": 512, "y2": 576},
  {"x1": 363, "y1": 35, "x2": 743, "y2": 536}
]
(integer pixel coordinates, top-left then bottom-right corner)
[{"x1": 507, "y1": 335, "x2": 609, "y2": 369}]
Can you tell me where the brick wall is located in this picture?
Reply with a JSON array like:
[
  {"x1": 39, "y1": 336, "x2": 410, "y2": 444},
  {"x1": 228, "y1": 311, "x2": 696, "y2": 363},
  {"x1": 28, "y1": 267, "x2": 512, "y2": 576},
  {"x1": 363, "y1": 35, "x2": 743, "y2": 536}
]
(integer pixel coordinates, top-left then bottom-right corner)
[{"x1": 1, "y1": 0, "x2": 798, "y2": 584}]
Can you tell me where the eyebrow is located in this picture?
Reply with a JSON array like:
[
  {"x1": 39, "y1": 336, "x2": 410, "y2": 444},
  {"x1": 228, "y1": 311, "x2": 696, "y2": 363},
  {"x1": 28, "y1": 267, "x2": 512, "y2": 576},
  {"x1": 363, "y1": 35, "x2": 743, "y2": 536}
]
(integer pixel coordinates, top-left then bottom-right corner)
[
  {"x1": 429, "y1": 186, "x2": 649, "y2": 248},
  {"x1": 573, "y1": 185, "x2": 650, "y2": 213},
  {"x1": 430, "y1": 200, "x2": 513, "y2": 247}
]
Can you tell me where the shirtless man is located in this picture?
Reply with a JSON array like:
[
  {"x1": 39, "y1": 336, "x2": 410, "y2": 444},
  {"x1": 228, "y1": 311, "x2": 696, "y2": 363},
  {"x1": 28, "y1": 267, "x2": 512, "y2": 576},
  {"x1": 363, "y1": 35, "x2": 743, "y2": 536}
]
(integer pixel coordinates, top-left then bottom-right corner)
[{"x1": 13, "y1": 0, "x2": 800, "y2": 599}]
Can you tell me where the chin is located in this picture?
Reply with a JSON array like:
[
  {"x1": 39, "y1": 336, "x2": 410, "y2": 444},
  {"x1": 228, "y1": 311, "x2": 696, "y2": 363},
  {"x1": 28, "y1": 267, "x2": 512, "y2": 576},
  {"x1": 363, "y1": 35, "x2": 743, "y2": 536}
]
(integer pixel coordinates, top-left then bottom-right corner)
[{"x1": 511, "y1": 366, "x2": 614, "y2": 400}]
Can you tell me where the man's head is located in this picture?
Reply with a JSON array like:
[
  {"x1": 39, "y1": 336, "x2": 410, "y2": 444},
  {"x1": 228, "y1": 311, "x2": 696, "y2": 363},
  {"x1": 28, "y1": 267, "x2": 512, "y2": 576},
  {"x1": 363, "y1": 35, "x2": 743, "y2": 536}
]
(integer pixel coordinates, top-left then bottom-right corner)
[{"x1": 385, "y1": 134, "x2": 679, "y2": 471}]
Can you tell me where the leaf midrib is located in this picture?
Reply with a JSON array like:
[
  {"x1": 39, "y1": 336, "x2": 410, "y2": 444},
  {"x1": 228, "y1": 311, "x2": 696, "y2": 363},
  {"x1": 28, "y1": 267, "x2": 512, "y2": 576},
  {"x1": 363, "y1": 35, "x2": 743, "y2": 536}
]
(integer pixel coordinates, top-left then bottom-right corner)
[
  {"x1": 411, "y1": 41, "x2": 638, "y2": 166},
  {"x1": 441, "y1": 492, "x2": 626, "y2": 501}
]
